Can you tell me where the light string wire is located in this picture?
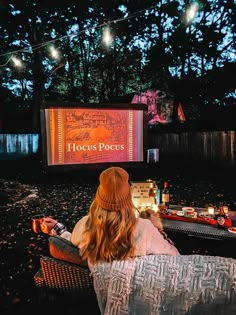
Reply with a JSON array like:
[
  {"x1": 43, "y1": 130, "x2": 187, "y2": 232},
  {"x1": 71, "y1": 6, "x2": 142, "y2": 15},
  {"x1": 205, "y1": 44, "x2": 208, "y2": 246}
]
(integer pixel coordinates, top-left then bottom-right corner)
[
  {"x1": 0, "y1": 55, "x2": 13, "y2": 67},
  {"x1": 0, "y1": 4, "x2": 157, "y2": 66}
]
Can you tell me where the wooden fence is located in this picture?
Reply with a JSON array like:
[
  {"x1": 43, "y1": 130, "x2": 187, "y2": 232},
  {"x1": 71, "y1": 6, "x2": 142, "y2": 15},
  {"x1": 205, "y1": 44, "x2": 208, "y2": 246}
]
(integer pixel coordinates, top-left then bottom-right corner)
[
  {"x1": 1, "y1": 132, "x2": 235, "y2": 165},
  {"x1": 148, "y1": 130, "x2": 236, "y2": 165},
  {"x1": 0, "y1": 134, "x2": 38, "y2": 156}
]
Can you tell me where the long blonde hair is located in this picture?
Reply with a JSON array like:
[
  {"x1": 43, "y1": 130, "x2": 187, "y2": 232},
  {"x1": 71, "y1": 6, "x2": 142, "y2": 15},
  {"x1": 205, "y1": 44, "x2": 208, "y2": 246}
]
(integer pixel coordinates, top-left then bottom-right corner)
[{"x1": 80, "y1": 200, "x2": 137, "y2": 264}]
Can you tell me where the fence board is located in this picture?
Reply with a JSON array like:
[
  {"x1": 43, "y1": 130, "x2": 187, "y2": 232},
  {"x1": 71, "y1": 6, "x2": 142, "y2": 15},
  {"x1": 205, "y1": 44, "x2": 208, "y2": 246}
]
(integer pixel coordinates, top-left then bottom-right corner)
[
  {"x1": 1, "y1": 132, "x2": 235, "y2": 165},
  {"x1": 0, "y1": 134, "x2": 39, "y2": 156},
  {"x1": 148, "y1": 131, "x2": 236, "y2": 165}
]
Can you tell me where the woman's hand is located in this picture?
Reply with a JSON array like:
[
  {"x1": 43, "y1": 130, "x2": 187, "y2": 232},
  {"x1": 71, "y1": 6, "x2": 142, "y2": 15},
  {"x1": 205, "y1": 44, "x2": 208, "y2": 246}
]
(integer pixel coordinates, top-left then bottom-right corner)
[
  {"x1": 140, "y1": 209, "x2": 163, "y2": 232},
  {"x1": 40, "y1": 217, "x2": 58, "y2": 235}
]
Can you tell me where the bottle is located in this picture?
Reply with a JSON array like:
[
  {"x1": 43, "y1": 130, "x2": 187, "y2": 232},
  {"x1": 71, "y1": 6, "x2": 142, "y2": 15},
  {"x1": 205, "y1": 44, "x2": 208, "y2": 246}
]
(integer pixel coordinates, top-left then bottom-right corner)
[
  {"x1": 156, "y1": 187, "x2": 161, "y2": 206},
  {"x1": 219, "y1": 202, "x2": 225, "y2": 217},
  {"x1": 215, "y1": 202, "x2": 227, "y2": 227},
  {"x1": 162, "y1": 181, "x2": 170, "y2": 209}
]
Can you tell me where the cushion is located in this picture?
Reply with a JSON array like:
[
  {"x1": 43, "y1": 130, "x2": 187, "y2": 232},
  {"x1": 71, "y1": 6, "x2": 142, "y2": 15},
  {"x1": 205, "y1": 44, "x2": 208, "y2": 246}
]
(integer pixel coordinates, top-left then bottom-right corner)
[{"x1": 48, "y1": 235, "x2": 87, "y2": 266}]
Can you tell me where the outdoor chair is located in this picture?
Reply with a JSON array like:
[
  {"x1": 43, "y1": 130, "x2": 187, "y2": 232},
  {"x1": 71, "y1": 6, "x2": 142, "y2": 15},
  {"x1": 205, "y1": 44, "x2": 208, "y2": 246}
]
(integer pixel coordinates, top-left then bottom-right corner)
[
  {"x1": 34, "y1": 235, "x2": 236, "y2": 315},
  {"x1": 33, "y1": 236, "x2": 100, "y2": 313}
]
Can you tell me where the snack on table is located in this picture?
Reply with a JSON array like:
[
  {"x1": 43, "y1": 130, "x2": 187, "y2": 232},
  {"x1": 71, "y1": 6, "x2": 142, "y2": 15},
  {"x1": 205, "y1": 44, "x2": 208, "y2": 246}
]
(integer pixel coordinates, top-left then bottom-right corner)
[
  {"x1": 160, "y1": 205, "x2": 233, "y2": 228},
  {"x1": 182, "y1": 207, "x2": 195, "y2": 217},
  {"x1": 228, "y1": 227, "x2": 236, "y2": 233},
  {"x1": 177, "y1": 210, "x2": 184, "y2": 216},
  {"x1": 158, "y1": 204, "x2": 167, "y2": 212}
]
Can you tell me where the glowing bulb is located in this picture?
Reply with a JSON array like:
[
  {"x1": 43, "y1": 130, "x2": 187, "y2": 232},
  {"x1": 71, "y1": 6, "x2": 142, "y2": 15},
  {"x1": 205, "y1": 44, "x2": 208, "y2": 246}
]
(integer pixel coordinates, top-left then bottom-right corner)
[
  {"x1": 152, "y1": 204, "x2": 158, "y2": 212},
  {"x1": 11, "y1": 56, "x2": 22, "y2": 68},
  {"x1": 50, "y1": 45, "x2": 60, "y2": 59},
  {"x1": 185, "y1": 3, "x2": 199, "y2": 24},
  {"x1": 208, "y1": 207, "x2": 215, "y2": 215},
  {"x1": 223, "y1": 206, "x2": 229, "y2": 215},
  {"x1": 102, "y1": 26, "x2": 113, "y2": 47}
]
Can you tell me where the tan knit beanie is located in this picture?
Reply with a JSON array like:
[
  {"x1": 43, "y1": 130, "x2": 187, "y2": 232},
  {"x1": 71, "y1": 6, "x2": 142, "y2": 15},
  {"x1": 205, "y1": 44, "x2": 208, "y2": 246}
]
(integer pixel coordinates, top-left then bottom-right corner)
[{"x1": 95, "y1": 167, "x2": 132, "y2": 211}]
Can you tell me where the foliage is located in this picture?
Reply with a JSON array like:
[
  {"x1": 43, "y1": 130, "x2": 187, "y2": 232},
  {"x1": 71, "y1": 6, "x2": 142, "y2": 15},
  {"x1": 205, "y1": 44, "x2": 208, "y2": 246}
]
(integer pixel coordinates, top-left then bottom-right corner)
[{"x1": 0, "y1": 0, "x2": 235, "y2": 132}]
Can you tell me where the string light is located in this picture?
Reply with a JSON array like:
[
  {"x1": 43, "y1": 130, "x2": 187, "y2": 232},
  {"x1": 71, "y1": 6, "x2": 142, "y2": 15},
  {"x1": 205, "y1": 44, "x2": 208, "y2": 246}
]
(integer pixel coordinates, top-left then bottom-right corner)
[
  {"x1": 0, "y1": 55, "x2": 13, "y2": 67},
  {"x1": 102, "y1": 26, "x2": 113, "y2": 47},
  {"x1": 0, "y1": 4, "x2": 158, "y2": 68},
  {"x1": 49, "y1": 45, "x2": 60, "y2": 59},
  {"x1": 0, "y1": 3, "x2": 205, "y2": 68},
  {"x1": 185, "y1": 2, "x2": 199, "y2": 25},
  {"x1": 49, "y1": 63, "x2": 65, "y2": 76},
  {"x1": 11, "y1": 56, "x2": 23, "y2": 68}
]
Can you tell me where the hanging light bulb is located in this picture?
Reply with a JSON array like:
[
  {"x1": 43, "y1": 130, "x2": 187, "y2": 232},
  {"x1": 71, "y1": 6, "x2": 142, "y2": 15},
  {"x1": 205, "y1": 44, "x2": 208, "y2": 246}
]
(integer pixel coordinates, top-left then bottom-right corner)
[
  {"x1": 102, "y1": 25, "x2": 113, "y2": 47},
  {"x1": 185, "y1": 2, "x2": 199, "y2": 25},
  {"x1": 11, "y1": 56, "x2": 23, "y2": 68},
  {"x1": 49, "y1": 45, "x2": 60, "y2": 59}
]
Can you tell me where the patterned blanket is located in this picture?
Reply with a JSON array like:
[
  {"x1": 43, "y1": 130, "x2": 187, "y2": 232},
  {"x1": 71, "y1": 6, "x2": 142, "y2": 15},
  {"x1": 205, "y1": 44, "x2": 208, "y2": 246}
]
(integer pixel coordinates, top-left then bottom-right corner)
[{"x1": 93, "y1": 255, "x2": 236, "y2": 315}]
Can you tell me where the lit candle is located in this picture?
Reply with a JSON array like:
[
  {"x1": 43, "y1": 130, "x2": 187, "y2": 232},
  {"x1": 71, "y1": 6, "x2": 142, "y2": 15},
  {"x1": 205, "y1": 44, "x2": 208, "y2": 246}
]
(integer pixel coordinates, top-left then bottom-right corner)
[
  {"x1": 208, "y1": 207, "x2": 215, "y2": 215},
  {"x1": 152, "y1": 204, "x2": 158, "y2": 212},
  {"x1": 223, "y1": 206, "x2": 229, "y2": 216}
]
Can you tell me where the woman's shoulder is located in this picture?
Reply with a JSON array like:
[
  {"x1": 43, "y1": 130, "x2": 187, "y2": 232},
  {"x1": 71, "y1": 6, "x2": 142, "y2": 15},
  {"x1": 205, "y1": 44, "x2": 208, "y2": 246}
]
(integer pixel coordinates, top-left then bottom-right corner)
[
  {"x1": 71, "y1": 215, "x2": 89, "y2": 246},
  {"x1": 79, "y1": 215, "x2": 89, "y2": 223},
  {"x1": 137, "y1": 217, "x2": 154, "y2": 227},
  {"x1": 135, "y1": 217, "x2": 161, "y2": 239},
  {"x1": 73, "y1": 215, "x2": 88, "y2": 230},
  {"x1": 136, "y1": 217, "x2": 156, "y2": 234}
]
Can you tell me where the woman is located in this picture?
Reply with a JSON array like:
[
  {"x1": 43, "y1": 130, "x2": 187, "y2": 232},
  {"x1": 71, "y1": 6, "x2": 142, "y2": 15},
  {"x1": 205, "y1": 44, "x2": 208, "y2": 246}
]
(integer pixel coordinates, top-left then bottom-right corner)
[{"x1": 40, "y1": 167, "x2": 179, "y2": 269}]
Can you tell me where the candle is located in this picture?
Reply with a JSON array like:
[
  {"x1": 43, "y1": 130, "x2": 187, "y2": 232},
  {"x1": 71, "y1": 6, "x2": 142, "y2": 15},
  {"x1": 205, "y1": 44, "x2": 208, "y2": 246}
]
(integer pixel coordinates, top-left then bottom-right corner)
[
  {"x1": 152, "y1": 204, "x2": 158, "y2": 212},
  {"x1": 223, "y1": 206, "x2": 229, "y2": 215},
  {"x1": 208, "y1": 207, "x2": 215, "y2": 215}
]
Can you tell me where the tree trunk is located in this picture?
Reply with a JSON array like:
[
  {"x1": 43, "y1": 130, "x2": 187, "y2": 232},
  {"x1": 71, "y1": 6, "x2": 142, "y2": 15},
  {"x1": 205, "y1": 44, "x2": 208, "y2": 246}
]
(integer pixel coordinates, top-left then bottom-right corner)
[
  {"x1": 31, "y1": 39, "x2": 45, "y2": 133},
  {"x1": 172, "y1": 96, "x2": 179, "y2": 124}
]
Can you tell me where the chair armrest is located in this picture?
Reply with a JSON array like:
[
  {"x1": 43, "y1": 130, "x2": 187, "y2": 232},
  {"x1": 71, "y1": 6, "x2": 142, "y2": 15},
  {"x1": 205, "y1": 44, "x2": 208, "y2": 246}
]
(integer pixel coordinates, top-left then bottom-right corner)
[{"x1": 48, "y1": 235, "x2": 87, "y2": 266}]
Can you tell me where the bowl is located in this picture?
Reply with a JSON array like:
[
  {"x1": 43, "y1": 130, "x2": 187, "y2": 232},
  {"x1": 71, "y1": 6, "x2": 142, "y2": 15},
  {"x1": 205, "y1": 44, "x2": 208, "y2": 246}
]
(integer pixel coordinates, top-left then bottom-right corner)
[{"x1": 182, "y1": 207, "x2": 195, "y2": 214}]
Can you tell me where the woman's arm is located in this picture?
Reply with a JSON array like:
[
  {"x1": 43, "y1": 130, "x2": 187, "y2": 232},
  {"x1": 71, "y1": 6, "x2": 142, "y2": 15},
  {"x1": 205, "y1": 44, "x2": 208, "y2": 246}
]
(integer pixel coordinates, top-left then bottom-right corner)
[
  {"x1": 40, "y1": 216, "x2": 88, "y2": 245},
  {"x1": 139, "y1": 209, "x2": 163, "y2": 232},
  {"x1": 148, "y1": 220, "x2": 180, "y2": 255},
  {"x1": 40, "y1": 217, "x2": 71, "y2": 240},
  {"x1": 136, "y1": 218, "x2": 180, "y2": 256}
]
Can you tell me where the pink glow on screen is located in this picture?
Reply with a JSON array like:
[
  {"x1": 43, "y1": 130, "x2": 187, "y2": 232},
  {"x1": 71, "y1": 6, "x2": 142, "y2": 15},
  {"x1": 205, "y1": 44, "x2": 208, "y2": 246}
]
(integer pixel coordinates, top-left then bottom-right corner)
[{"x1": 131, "y1": 90, "x2": 186, "y2": 124}]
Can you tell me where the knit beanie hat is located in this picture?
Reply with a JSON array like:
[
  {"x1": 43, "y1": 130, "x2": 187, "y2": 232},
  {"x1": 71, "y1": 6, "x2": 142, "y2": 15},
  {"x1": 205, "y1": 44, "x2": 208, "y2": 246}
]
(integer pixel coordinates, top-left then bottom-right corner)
[{"x1": 95, "y1": 167, "x2": 132, "y2": 211}]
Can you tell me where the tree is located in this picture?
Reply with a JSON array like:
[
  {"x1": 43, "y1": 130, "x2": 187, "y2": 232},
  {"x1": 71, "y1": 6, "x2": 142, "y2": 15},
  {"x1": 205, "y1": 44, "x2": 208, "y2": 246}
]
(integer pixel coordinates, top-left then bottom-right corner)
[{"x1": 0, "y1": 0, "x2": 235, "y2": 133}]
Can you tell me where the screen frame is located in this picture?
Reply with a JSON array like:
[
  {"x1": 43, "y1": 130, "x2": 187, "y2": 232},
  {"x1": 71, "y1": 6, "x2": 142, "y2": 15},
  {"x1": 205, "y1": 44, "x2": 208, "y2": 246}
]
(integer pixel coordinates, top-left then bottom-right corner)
[{"x1": 40, "y1": 101, "x2": 148, "y2": 172}]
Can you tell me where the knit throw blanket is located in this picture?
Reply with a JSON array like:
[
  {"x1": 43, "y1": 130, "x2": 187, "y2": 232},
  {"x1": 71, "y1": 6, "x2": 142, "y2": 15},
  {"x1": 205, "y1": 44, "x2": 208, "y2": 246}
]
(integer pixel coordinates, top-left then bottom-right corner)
[{"x1": 93, "y1": 255, "x2": 236, "y2": 315}]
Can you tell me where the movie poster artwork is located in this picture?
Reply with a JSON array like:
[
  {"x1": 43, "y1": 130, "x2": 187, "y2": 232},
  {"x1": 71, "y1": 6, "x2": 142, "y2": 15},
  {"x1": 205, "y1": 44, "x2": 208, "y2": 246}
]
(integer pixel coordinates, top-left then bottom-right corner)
[{"x1": 45, "y1": 108, "x2": 143, "y2": 165}]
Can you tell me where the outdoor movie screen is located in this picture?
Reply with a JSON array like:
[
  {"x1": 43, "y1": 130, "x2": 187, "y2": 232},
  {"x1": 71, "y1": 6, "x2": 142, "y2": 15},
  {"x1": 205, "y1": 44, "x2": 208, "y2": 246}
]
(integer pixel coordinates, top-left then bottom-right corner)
[{"x1": 43, "y1": 107, "x2": 144, "y2": 166}]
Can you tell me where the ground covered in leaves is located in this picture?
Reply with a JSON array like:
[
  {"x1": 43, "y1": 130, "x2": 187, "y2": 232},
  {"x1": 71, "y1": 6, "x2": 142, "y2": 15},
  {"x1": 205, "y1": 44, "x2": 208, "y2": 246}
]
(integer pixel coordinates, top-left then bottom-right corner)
[{"x1": 0, "y1": 158, "x2": 236, "y2": 314}]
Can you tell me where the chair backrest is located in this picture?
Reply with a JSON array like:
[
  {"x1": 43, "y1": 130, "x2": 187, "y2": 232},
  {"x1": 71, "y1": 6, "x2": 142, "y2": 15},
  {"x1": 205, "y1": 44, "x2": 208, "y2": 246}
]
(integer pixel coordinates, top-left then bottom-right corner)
[
  {"x1": 40, "y1": 255, "x2": 94, "y2": 294},
  {"x1": 37, "y1": 255, "x2": 100, "y2": 313}
]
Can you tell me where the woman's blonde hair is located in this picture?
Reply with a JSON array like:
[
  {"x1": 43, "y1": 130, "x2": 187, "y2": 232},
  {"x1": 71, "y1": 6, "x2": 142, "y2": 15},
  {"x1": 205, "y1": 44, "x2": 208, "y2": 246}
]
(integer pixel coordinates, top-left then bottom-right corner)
[{"x1": 80, "y1": 200, "x2": 137, "y2": 264}]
